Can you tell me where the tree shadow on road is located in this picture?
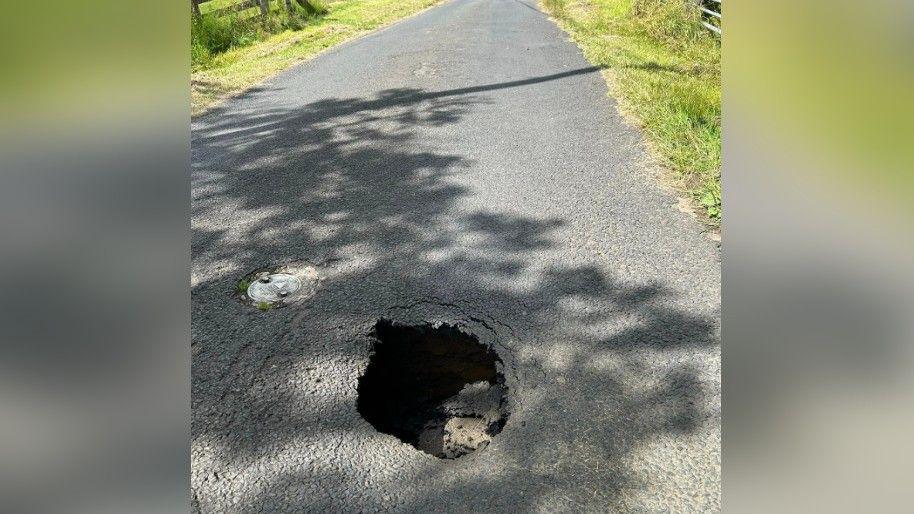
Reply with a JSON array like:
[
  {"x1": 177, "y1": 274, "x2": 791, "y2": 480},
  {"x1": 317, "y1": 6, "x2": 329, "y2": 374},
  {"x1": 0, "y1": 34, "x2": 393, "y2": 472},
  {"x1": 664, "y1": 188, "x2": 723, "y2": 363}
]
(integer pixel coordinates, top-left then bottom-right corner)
[{"x1": 191, "y1": 71, "x2": 719, "y2": 511}]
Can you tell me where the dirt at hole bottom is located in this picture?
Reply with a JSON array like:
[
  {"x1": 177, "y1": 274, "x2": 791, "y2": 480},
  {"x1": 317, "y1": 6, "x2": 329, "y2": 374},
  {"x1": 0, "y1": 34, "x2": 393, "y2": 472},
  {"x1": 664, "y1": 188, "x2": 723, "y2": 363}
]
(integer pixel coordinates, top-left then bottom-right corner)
[{"x1": 357, "y1": 319, "x2": 509, "y2": 459}]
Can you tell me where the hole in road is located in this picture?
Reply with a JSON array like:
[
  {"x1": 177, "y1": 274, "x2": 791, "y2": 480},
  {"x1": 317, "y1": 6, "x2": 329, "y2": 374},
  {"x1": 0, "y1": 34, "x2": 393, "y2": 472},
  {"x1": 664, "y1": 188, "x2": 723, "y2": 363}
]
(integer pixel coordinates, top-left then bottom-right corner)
[{"x1": 357, "y1": 319, "x2": 508, "y2": 459}]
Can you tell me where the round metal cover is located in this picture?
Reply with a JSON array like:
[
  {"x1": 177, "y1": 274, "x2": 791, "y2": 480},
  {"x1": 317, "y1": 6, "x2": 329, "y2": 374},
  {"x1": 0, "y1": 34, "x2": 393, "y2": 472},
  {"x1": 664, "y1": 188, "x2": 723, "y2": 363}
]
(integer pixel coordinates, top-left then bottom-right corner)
[{"x1": 247, "y1": 273, "x2": 302, "y2": 303}]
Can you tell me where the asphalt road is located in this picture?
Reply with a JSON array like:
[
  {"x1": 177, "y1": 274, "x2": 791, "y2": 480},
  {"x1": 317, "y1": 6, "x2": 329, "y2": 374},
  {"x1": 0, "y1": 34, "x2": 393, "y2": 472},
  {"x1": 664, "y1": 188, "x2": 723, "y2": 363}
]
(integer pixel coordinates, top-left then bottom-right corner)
[{"x1": 191, "y1": 0, "x2": 721, "y2": 511}]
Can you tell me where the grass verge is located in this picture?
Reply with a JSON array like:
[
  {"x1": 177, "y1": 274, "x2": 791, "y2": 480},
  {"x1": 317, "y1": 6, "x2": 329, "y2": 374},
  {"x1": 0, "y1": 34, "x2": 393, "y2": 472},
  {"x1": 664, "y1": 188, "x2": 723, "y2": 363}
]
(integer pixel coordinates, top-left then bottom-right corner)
[
  {"x1": 540, "y1": 0, "x2": 721, "y2": 222},
  {"x1": 192, "y1": 1, "x2": 329, "y2": 69},
  {"x1": 192, "y1": 0, "x2": 444, "y2": 115}
]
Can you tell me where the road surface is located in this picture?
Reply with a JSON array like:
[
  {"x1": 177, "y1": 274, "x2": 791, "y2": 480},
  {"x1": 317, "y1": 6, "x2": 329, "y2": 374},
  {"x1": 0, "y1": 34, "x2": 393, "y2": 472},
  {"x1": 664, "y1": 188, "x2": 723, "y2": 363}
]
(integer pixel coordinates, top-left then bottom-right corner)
[{"x1": 191, "y1": 0, "x2": 721, "y2": 511}]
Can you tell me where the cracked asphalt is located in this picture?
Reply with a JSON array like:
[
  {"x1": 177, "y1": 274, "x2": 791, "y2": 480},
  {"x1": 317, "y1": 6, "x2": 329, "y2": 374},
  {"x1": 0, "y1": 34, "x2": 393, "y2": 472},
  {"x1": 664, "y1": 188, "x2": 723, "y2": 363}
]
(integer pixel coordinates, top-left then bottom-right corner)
[{"x1": 191, "y1": 0, "x2": 721, "y2": 511}]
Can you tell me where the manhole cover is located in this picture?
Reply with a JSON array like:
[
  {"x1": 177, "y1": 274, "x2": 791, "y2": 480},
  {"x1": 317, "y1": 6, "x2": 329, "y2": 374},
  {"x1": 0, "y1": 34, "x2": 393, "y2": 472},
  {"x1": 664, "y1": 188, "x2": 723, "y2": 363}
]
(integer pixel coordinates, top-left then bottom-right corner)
[
  {"x1": 246, "y1": 273, "x2": 302, "y2": 303},
  {"x1": 236, "y1": 264, "x2": 323, "y2": 308},
  {"x1": 357, "y1": 319, "x2": 509, "y2": 459}
]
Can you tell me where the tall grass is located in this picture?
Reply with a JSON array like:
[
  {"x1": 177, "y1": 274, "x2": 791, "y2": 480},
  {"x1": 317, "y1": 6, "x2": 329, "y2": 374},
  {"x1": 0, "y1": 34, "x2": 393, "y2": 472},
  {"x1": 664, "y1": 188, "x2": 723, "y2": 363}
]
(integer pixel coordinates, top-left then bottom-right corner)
[
  {"x1": 630, "y1": 0, "x2": 706, "y2": 44},
  {"x1": 192, "y1": 1, "x2": 328, "y2": 69},
  {"x1": 542, "y1": 0, "x2": 721, "y2": 222}
]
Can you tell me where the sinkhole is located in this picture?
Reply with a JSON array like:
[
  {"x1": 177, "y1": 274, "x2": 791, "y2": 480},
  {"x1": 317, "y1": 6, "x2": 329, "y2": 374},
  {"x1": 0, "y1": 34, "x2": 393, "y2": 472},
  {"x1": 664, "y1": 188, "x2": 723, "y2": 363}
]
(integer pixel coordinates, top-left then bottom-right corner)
[{"x1": 357, "y1": 319, "x2": 509, "y2": 459}]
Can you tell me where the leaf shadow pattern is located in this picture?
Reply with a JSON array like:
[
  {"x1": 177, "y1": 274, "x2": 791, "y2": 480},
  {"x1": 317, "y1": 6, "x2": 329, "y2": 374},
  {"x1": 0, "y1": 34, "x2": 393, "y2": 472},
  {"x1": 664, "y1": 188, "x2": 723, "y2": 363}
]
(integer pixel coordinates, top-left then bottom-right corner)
[{"x1": 192, "y1": 71, "x2": 719, "y2": 512}]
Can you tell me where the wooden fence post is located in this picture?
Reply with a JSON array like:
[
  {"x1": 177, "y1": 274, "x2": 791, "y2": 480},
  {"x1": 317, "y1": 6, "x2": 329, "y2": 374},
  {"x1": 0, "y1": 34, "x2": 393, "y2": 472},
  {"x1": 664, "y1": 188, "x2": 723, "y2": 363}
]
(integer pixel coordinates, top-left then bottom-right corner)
[{"x1": 259, "y1": 0, "x2": 269, "y2": 15}]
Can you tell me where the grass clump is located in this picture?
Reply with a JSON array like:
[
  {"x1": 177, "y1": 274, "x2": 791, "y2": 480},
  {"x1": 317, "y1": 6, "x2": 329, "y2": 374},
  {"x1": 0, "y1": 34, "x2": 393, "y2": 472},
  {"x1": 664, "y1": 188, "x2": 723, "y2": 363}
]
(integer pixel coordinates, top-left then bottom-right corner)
[
  {"x1": 192, "y1": 15, "x2": 254, "y2": 67},
  {"x1": 257, "y1": 301, "x2": 273, "y2": 311},
  {"x1": 293, "y1": 0, "x2": 329, "y2": 17},
  {"x1": 541, "y1": 0, "x2": 721, "y2": 222},
  {"x1": 236, "y1": 278, "x2": 252, "y2": 294}
]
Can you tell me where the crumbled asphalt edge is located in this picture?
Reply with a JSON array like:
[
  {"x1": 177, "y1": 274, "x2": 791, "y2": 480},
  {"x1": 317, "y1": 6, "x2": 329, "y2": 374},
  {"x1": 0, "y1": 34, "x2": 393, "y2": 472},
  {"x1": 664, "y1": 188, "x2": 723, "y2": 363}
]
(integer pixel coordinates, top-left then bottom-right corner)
[
  {"x1": 383, "y1": 298, "x2": 543, "y2": 425},
  {"x1": 386, "y1": 297, "x2": 544, "y2": 389}
]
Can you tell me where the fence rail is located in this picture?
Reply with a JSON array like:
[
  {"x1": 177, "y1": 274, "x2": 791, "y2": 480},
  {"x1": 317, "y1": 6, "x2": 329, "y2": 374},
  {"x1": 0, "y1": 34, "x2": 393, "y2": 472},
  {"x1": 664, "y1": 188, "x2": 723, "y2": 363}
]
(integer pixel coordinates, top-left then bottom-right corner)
[
  {"x1": 700, "y1": 0, "x2": 721, "y2": 35},
  {"x1": 191, "y1": 0, "x2": 288, "y2": 18}
]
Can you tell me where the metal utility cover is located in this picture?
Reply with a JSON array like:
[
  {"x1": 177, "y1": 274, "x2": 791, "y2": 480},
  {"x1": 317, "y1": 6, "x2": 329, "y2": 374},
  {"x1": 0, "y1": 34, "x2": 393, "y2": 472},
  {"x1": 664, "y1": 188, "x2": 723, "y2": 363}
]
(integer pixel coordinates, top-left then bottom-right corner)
[{"x1": 247, "y1": 273, "x2": 302, "y2": 303}]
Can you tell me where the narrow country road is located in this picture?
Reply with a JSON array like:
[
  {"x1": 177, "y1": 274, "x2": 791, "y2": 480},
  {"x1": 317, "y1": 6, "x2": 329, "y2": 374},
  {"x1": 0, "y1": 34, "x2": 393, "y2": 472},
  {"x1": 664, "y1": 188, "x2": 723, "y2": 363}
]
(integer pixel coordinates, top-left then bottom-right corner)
[{"x1": 191, "y1": 0, "x2": 721, "y2": 511}]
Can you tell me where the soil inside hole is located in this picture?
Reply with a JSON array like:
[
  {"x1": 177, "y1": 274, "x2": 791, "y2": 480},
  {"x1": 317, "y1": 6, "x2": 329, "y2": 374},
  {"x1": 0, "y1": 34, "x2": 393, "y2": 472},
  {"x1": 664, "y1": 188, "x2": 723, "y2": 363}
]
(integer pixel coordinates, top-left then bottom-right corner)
[{"x1": 357, "y1": 319, "x2": 508, "y2": 459}]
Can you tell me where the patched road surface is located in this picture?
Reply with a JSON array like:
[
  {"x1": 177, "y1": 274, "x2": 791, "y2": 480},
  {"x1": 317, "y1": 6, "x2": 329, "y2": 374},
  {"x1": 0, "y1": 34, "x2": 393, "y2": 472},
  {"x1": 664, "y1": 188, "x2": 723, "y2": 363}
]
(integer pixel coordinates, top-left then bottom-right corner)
[{"x1": 192, "y1": 0, "x2": 721, "y2": 511}]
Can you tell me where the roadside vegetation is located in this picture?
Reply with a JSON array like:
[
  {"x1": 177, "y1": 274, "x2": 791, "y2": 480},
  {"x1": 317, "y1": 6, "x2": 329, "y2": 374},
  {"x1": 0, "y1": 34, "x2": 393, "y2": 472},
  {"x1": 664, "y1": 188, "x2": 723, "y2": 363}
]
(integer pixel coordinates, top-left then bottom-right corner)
[
  {"x1": 541, "y1": 0, "x2": 721, "y2": 222},
  {"x1": 191, "y1": 0, "x2": 443, "y2": 115},
  {"x1": 192, "y1": 1, "x2": 329, "y2": 68}
]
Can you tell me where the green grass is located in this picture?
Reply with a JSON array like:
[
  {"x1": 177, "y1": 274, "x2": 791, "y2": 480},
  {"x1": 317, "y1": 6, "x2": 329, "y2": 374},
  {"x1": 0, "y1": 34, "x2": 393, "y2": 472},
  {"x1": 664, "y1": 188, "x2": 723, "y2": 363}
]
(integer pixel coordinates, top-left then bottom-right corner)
[
  {"x1": 191, "y1": 0, "x2": 444, "y2": 115},
  {"x1": 192, "y1": 1, "x2": 328, "y2": 69},
  {"x1": 541, "y1": 0, "x2": 721, "y2": 222}
]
